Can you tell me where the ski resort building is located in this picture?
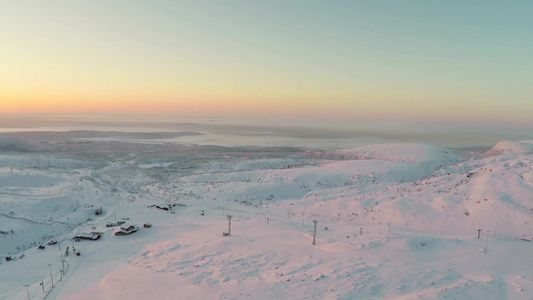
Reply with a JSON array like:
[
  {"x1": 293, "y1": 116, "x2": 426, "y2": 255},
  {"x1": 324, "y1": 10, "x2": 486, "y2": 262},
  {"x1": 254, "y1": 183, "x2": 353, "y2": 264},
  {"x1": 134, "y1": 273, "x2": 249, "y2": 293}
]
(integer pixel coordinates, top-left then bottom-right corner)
[
  {"x1": 115, "y1": 224, "x2": 138, "y2": 236},
  {"x1": 73, "y1": 232, "x2": 103, "y2": 241}
]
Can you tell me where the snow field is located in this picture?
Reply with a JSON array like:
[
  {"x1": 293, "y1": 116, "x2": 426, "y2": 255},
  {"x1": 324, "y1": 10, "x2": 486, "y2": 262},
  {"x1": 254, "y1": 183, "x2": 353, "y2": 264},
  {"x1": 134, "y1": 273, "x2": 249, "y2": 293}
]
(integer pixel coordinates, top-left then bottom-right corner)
[{"x1": 0, "y1": 142, "x2": 531, "y2": 299}]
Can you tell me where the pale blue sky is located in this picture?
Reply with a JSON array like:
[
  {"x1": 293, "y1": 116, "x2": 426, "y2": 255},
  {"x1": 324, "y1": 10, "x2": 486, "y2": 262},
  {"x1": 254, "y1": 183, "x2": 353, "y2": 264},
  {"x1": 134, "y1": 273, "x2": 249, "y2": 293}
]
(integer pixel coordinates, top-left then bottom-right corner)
[{"x1": 1, "y1": 1, "x2": 532, "y2": 132}]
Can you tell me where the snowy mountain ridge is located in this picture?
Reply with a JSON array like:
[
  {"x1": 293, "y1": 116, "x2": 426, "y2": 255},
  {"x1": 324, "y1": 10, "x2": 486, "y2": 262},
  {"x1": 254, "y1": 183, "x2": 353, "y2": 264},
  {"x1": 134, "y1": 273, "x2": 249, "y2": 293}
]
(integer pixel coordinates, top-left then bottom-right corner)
[{"x1": 317, "y1": 143, "x2": 459, "y2": 164}]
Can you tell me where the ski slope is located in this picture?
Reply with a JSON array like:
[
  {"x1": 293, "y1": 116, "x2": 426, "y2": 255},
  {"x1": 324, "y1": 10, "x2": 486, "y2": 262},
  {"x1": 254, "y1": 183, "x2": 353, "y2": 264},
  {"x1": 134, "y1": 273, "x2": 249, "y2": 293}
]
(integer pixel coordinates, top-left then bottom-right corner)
[{"x1": 0, "y1": 139, "x2": 531, "y2": 300}]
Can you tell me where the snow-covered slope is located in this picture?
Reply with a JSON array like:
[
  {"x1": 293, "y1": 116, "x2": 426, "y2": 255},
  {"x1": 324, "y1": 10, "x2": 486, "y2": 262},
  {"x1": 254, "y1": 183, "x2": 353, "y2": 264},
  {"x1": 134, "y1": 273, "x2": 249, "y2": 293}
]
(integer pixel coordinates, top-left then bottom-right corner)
[
  {"x1": 313, "y1": 143, "x2": 460, "y2": 173},
  {"x1": 0, "y1": 141, "x2": 531, "y2": 300},
  {"x1": 485, "y1": 140, "x2": 533, "y2": 156},
  {"x1": 317, "y1": 143, "x2": 458, "y2": 164}
]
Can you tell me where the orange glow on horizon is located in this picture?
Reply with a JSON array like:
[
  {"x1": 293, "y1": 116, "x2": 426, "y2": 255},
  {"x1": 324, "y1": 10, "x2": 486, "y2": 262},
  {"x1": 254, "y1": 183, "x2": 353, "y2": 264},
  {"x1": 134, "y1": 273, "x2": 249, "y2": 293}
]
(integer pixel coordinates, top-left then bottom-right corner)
[
  {"x1": 0, "y1": 92, "x2": 531, "y2": 127},
  {"x1": 1, "y1": 86, "x2": 532, "y2": 127}
]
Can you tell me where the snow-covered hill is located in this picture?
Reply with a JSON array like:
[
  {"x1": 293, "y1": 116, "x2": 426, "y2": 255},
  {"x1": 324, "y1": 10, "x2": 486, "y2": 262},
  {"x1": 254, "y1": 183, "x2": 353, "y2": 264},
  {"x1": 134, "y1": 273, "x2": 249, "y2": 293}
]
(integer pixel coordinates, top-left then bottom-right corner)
[
  {"x1": 315, "y1": 143, "x2": 459, "y2": 164},
  {"x1": 0, "y1": 135, "x2": 34, "y2": 152},
  {"x1": 0, "y1": 140, "x2": 531, "y2": 300},
  {"x1": 485, "y1": 140, "x2": 533, "y2": 156}
]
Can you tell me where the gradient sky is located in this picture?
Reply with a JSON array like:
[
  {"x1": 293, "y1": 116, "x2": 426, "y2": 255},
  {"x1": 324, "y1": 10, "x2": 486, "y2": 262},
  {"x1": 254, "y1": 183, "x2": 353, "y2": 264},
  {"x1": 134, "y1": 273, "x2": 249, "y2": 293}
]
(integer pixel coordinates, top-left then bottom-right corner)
[{"x1": 1, "y1": 1, "x2": 532, "y2": 129}]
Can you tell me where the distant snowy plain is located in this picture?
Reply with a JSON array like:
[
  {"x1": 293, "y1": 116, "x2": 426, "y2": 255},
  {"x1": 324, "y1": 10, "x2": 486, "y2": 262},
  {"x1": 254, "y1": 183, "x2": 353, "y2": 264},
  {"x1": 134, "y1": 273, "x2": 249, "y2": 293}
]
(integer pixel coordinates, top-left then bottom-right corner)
[{"x1": 0, "y1": 130, "x2": 531, "y2": 300}]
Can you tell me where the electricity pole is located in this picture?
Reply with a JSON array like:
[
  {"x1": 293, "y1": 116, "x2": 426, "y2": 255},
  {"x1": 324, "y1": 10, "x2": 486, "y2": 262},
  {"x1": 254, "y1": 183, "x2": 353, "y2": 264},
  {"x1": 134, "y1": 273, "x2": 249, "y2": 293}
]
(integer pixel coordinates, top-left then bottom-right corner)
[
  {"x1": 227, "y1": 215, "x2": 232, "y2": 236},
  {"x1": 24, "y1": 284, "x2": 30, "y2": 300},
  {"x1": 313, "y1": 220, "x2": 318, "y2": 245},
  {"x1": 61, "y1": 258, "x2": 66, "y2": 281},
  {"x1": 48, "y1": 264, "x2": 54, "y2": 287},
  {"x1": 484, "y1": 232, "x2": 489, "y2": 254}
]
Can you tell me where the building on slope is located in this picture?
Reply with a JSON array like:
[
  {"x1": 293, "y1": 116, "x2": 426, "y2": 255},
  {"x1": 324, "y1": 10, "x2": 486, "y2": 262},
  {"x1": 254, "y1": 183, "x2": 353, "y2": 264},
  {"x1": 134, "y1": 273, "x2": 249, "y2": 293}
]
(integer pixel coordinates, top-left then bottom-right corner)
[
  {"x1": 115, "y1": 224, "x2": 138, "y2": 236},
  {"x1": 73, "y1": 232, "x2": 103, "y2": 241}
]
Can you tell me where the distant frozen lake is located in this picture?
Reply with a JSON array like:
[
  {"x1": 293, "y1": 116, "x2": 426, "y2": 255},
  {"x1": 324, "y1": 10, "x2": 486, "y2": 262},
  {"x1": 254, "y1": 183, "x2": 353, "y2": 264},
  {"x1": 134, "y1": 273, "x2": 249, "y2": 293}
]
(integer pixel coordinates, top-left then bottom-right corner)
[{"x1": 2, "y1": 114, "x2": 530, "y2": 149}]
